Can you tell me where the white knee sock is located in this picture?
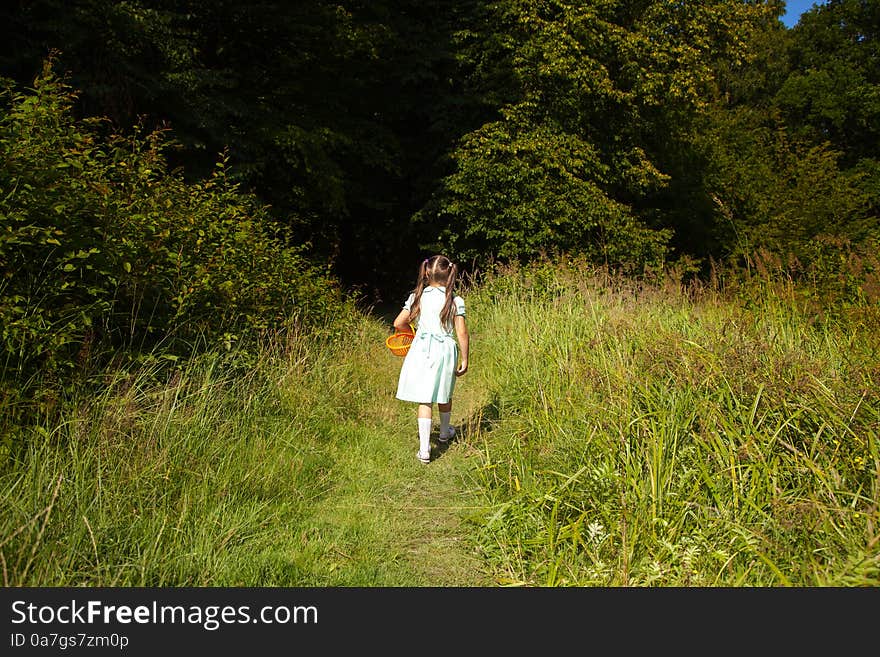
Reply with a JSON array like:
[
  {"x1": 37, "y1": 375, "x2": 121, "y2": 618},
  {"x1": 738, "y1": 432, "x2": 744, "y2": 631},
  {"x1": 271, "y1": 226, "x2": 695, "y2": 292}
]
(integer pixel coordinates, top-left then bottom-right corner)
[
  {"x1": 439, "y1": 411, "x2": 451, "y2": 437},
  {"x1": 418, "y1": 418, "x2": 432, "y2": 455}
]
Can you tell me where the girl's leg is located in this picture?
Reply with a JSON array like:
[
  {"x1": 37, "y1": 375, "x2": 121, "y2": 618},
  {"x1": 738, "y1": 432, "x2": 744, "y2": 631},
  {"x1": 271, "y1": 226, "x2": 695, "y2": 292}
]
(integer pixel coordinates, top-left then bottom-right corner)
[
  {"x1": 438, "y1": 400, "x2": 453, "y2": 440},
  {"x1": 417, "y1": 403, "x2": 433, "y2": 460}
]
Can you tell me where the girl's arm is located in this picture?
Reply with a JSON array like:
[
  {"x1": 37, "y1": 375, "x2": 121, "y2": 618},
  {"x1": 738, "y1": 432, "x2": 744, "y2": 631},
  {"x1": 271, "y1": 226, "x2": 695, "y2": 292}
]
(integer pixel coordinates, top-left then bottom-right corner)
[
  {"x1": 392, "y1": 308, "x2": 413, "y2": 334},
  {"x1": 454, "y1": 315, "x2": 469, "y2": 376}
]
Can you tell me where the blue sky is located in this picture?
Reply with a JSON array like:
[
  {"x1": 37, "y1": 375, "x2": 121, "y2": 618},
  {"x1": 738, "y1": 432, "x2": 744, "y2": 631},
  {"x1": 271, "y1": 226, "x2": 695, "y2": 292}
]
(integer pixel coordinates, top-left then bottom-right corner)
[{"x1": 781, "y1": 1, "x2": 826, "y2": 28}]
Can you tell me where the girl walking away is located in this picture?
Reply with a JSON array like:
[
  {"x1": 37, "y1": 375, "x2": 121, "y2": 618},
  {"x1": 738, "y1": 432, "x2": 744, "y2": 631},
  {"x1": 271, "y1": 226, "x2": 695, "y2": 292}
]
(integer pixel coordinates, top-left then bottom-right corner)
[{"x1": 393, "y1": 255, "x2": 469, "y2": 463}]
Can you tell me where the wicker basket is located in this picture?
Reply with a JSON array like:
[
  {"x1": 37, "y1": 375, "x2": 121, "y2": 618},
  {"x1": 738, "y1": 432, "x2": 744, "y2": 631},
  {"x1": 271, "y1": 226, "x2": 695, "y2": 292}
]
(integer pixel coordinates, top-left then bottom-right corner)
[{"x1": 385, "y1": 331, "x2": 414, "y2": 357}]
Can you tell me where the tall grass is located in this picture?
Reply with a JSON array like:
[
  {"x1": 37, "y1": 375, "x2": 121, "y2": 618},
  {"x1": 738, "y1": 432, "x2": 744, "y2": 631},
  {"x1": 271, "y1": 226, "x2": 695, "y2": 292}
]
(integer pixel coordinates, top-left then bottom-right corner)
[
  {"x1": 2, "y1": 258, "x2": 878, "y2": 586},
  {"x1": 0, "y1": 316, "x2": 406, "y2": 586},
  {"x1": 462, "y1": 259, "x2": 879, "y2": 586}
]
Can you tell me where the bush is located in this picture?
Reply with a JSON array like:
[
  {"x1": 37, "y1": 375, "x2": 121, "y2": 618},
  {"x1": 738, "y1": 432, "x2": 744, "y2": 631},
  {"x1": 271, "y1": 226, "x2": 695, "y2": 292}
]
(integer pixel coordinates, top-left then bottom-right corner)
[{"x1": 0, "y1": 59, "x2": 348, "y2": 429}]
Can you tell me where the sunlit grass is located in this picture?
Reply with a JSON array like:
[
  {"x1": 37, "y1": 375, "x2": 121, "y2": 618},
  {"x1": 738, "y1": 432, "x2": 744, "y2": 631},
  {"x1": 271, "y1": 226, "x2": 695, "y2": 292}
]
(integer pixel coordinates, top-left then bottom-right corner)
[
  {"x1": 462, "y1": 259, "x2": 879, "y2": 586},
  {"x1": 0, "y1": 315, "x2": 426, "y2": 586},
  {"x1": 2, "y1": 259, "x2": 878, "y2": 586}
]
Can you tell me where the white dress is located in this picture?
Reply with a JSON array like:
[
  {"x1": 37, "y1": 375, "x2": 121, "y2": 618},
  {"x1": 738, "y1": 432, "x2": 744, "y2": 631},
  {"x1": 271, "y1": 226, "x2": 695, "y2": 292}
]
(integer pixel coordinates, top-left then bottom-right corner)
[{"x1": 395, "y1": 285, "x2": 465, "y2": 404}]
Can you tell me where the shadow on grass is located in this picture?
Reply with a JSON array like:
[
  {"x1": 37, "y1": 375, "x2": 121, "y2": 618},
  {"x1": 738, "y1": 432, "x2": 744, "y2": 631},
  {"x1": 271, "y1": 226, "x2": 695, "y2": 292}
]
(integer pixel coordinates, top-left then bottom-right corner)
[{"x1": 429, "y1": 394, "x2": 501, "y2": 462}]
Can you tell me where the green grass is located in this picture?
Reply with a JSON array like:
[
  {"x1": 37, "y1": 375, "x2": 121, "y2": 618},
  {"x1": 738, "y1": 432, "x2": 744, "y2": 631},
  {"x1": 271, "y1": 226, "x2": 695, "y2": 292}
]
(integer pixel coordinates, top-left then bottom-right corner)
[
  {"x1": 1, "y1": 259, "x2": 878, "y2": 586},
  {"x1": 0, "y1": 319, "x2": 490, "y2": 586},
  {"x1": 463, "y1": 260, "x2": 879, "y2": 586}
]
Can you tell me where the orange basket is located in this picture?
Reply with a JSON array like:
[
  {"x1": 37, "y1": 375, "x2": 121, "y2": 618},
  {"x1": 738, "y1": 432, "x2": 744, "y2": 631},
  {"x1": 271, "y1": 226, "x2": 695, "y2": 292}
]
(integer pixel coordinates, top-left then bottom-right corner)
[{"x1": 386, "y1": 331, "x2": 414, "y2": 357}]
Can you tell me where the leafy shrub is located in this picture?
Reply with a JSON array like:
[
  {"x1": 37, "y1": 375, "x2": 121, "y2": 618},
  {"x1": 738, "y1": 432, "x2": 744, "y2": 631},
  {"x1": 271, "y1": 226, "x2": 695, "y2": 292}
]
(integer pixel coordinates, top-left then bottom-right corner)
[{"x1": 0, "y1": 59, "x2": 348, "y2": 426}]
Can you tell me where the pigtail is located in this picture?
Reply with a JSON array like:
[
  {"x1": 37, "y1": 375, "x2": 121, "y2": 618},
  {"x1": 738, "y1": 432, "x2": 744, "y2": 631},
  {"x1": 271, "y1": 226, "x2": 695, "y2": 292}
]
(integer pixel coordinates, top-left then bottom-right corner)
[
  {"x1": 409, "y1": 258, "x2": 429, "y2": 322},
  {"x1": 440, "y1": 262, "x2": 458, "y2": 329}
]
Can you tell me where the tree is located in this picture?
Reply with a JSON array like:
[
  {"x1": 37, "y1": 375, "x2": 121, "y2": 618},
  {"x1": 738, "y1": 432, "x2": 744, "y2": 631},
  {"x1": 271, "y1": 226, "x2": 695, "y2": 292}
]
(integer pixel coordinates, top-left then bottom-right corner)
[
  {"x1": 689, "y1": 0, "x2": 879, "y2": 265},
  {"x1": 777, "y1": 0, "x2": 880, "y2": 166},
  {"x1": 0, "y1": 1, "x2": 479, "y2": 301},
  {"x1": 418, "y1": 0, "x2": 779, "y2": 271}
]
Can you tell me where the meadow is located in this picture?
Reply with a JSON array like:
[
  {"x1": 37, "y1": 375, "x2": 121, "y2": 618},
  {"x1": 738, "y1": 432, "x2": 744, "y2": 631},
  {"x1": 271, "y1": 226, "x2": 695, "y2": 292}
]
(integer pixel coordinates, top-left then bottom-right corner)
[{"x1": 2, "y1": 259, "x2": 878, "y2": 586}]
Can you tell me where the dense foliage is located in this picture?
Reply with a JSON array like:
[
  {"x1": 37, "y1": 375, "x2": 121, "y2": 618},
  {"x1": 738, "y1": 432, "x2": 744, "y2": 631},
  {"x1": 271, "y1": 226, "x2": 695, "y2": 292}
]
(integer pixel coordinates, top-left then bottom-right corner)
[
  {"x1": 0, "y1": 0, "x2": 474, "y2": 297},
  {"x1": 0, "y1": 61, "x2": 347, "y2": 432},
  {"x1": 419, "y1": 0, "x2": 776, "y2": 269},
  {"x1": 2, "y1": 1, "x2": 878, "y2": 290},
  {"x1": 702, "y1": 0, "x2": 880, "y2": 266}
]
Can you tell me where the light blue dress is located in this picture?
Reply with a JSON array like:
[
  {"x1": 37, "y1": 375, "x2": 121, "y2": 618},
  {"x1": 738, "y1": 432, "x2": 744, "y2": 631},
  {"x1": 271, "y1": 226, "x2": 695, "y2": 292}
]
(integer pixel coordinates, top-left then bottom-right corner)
[{"x1": 395, "y1": 286, "x2": 466, "y2": 404}]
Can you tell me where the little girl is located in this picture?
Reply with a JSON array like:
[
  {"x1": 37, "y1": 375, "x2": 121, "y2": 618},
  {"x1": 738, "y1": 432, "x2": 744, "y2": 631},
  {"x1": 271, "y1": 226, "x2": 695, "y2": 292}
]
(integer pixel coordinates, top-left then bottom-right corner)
[{"x1": 393, "y1": 254, "x2": 470, "y2": 463}]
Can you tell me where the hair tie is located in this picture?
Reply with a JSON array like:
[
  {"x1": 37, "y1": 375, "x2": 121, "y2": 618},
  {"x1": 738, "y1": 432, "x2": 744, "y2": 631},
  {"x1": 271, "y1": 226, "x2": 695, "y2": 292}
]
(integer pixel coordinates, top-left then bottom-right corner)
[{"x1": 423, "y1": 258, "x2": 429, "y2": 266}]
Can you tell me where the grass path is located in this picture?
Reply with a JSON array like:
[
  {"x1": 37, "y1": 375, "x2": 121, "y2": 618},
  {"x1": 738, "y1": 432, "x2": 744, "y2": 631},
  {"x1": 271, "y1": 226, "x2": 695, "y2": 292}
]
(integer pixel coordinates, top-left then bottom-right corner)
[
  {"x1": 292, "y1": 333, "x2": 496, "y2": 586},
  {"x1": 0, "y1": 314, "x2": 499, "y2": 587}
]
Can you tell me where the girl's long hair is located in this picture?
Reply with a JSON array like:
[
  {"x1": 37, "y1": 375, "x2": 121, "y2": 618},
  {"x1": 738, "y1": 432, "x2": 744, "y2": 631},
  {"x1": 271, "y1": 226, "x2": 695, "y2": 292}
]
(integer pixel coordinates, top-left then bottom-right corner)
[{"x1": 409, "y1": 255, "x2": 458, "y2": 329}]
